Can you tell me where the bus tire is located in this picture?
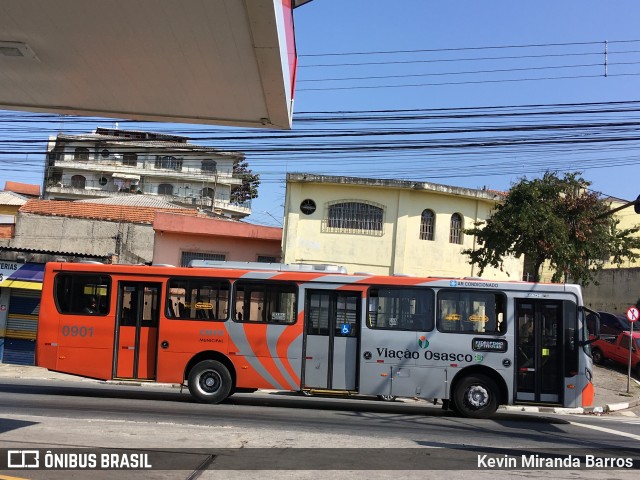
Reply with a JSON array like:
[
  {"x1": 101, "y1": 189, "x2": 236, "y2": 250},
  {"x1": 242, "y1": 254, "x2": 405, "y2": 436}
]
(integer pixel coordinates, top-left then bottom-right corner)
[
  {"x1": 453, "y1": 375, "x2": 499, "y2": 419},
  {"x1": 377, "y1": 395, "x2": 397, "y2": 402},
  {"x1": 591, "y1": 348, "x2": 604, "y2": 365},
  {"x1": 188, "y1": 360, "x2": 233, "y2": 404}
]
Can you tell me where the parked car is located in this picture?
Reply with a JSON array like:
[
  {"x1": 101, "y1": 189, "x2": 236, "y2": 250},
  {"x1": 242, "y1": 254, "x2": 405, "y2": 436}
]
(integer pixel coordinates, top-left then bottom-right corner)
[
  {"x1": 591, "y1": 331, "x2": 640, "y2": 378},
  {"x1": 586, "y1": 311, "x2": 631, "y2": 337}
]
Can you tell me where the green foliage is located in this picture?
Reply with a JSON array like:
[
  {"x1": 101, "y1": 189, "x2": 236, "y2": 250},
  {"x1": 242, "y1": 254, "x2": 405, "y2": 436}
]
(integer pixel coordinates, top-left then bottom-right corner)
[
  {"x1": 463, "y1": 172, "x2": 640, "y2": 285},
  {"x1": 231, "y1": 159, "x2": 260, "y2": 205}
]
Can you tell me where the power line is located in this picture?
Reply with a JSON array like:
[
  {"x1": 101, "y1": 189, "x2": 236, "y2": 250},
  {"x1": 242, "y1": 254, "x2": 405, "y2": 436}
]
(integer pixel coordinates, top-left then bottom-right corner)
[{"x1": 298, "y1": 39, "x2": 635, "y2": 57}]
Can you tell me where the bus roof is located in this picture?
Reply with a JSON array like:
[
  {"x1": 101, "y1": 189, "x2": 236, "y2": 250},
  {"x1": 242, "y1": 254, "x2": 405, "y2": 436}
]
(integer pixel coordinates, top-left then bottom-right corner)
[{"x1": 45, "y1": 261, "x2": 583, "y2": 296}]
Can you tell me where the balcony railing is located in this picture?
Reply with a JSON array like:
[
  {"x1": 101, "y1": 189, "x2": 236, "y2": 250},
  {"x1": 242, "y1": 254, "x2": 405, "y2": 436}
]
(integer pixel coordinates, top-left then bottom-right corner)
[{"x1": 49, "y1": 159, "x2": 241, "y2": 184}]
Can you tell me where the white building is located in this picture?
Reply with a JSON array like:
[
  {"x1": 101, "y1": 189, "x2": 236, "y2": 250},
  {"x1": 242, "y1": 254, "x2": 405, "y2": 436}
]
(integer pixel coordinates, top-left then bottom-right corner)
[{"x1": 44, "y1": 128, "x2": 251, "y2": 219}]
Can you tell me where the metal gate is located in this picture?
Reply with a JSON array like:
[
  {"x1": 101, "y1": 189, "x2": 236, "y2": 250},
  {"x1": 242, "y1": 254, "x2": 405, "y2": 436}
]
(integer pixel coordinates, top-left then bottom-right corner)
[{"x1": 3, "y1": 289, "x2": 40, "y2": 365}]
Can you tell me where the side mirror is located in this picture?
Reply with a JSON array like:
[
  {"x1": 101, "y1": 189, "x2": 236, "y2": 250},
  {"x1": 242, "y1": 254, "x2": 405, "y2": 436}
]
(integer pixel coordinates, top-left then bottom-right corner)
[{"x1": 581, "y1": 307, "x2": 600, "y2": 346}]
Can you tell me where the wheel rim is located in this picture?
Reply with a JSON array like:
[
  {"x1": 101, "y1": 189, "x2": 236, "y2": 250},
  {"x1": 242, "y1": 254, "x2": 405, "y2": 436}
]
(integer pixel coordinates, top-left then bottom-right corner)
[
  {"x1": 465, "y1": 384, "x2": 490, "y2": 408},
  {"x1": 197, "y1": 369, "x2": 222, "y2": 395},
  {"x1": 379, "y1": 395, "x2": 396, "y2": 401}
]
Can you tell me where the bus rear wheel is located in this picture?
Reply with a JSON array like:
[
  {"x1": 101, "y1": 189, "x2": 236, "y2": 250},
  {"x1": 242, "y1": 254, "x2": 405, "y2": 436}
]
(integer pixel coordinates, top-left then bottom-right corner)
[
  {"x1": 188, "y1": 360, "x2": 232, "y2": 404},
  {"x1": 453, "y1": 375, "x2": 499, "y2": 419}
]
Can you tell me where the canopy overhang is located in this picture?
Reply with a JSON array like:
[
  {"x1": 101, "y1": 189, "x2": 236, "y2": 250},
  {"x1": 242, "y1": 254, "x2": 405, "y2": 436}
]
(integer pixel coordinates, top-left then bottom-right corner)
[{"x1": 0, "y1": 0, "x2": 299, "y2": 129}]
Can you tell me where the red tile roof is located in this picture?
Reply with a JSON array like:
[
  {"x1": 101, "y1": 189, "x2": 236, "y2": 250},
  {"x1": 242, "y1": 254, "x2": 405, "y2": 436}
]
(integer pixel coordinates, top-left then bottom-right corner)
[
  {"x1": 4, "y1": 181, "x2": 41, "y2": 197},
  {"x1": 19, "y1": 199, "x2": 199, "y2": 225}
]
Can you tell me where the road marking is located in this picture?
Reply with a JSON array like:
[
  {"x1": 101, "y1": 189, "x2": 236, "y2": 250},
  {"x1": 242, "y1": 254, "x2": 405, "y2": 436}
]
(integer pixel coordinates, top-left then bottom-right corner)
[
  {"x1": 569, "y1": 420, "x2": 640, "y2": 441},
  {"x1": 0, "y1": 475, "x2": 30, "y2": 480}
]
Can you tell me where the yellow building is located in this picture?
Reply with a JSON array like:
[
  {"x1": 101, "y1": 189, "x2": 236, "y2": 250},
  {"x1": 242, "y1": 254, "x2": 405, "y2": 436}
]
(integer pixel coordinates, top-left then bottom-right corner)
[
  {"x1": 282, "y1": 174, "x2": 523, "y2": 280},
  {"x1": 606, "y1": 196, "x2": 640, "y2": 268},
  {"x1": 0, "y1": 191, "x2": 28, "y2": 239}
]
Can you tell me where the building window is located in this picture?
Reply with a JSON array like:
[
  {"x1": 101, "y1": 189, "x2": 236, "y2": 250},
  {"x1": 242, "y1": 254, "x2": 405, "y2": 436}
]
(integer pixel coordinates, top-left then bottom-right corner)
[
  {"x1": 257, "y1": 255, "x2": 277, "y2": 263},
  {"x1": 420, "y1": 209, "x2": 435, "y2": 241},
  {"x1": 201, "y1": 159, "x2": 217, "y2": 175},
  {"x1": 74, "y1": 147, "x2": 90, "y2": 161},
  {"x1": 71, "y1": 175, "x2": 86, "y2": 189},
  {"x1": 201, "y1": 187, "x2": 215, "y2": 199},
  {"x1": 158, "y1": 183, "x2": 174, "y2": 195},
  {"x1": 323, "y1": 200, "x2": 384, "y2": 236},
  {"x1": 181, "y1": 251, "x2": 226, "y2": 267},
  {"x1": 154, "y1": 155, "x2": 182, "y2": 171},
  {"x1": 449, "y1": 213, "x2": 463, "y2": 244},
  {"x1": 123, "y1": 153, "x2": 137, "y2": 167}
]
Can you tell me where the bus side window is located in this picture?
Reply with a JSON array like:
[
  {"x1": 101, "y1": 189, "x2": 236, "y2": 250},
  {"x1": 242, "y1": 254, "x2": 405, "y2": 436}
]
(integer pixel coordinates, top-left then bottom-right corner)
[
  {"x1": 54, "y1": 273, "x2": 111, "y2": 315},
  {"x1": 438, "y1": 290, "x2": 506, "y2": 335},
  {"x1": 166, "y1": 279, "x2": 229, "y2": 321}
]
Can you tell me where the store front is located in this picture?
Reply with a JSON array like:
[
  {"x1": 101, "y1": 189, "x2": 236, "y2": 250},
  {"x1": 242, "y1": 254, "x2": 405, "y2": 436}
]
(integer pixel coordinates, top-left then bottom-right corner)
[{"x1": 0, "y1": 261, "x2": 44, "y2": 365}]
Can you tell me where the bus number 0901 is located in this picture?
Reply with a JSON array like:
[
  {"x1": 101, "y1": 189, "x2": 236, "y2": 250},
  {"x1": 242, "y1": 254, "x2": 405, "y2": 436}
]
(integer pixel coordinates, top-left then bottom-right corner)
[{"x1": 62, "y1": 325, "x2": 94, "y2": 337}]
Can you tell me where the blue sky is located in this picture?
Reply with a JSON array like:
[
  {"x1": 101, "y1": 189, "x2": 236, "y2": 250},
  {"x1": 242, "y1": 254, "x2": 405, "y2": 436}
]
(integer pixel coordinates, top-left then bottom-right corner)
[{"x1": 3, "y1": 1, "x2": 640, "y2": 226}]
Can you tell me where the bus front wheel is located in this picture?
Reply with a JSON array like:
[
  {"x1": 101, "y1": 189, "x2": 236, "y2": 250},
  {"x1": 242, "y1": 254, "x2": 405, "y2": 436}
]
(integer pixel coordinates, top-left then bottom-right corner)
[
  {"x1": 453, "y1": 375, "x2": 499, "y2": 419},
  {"x1": 188, "y1": 360, "x2": 233, "y2": 404}
]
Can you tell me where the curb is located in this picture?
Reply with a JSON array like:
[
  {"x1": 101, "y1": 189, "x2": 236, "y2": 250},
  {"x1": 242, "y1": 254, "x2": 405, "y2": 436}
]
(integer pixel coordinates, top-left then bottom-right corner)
[{"x1": 504, "y1": 397, "x2": 640, "y2": 415}]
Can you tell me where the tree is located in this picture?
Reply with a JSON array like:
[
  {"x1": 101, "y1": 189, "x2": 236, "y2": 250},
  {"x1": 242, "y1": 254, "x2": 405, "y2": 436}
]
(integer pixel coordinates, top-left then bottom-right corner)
[
  {"x1": 463, "y1": 172, "x2": 640, "y2": 285},
  {"x1": 231, "y1": 159, "x2": 260, "y2": 205}
]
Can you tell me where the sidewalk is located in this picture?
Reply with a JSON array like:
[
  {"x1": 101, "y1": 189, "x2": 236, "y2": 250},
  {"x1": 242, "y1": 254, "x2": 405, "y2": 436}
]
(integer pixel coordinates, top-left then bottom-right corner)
[{"x1": 0, "y1": 362, "x2": 638, "y2": 415}]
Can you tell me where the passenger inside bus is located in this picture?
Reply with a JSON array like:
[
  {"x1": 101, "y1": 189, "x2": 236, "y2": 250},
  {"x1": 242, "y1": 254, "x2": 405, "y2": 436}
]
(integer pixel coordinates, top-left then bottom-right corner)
[{"x1": 83, "y1": 296, "x2": 98, "y2": 314}]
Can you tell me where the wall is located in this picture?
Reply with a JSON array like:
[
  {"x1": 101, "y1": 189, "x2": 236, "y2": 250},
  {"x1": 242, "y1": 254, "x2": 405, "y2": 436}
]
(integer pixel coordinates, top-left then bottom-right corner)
[
  {"x1": 152, "y1": 212, "x2": 282, "y2": 266},
  {"x1": 582, "y1": 267, "x2": 640, "y2": 313},
  {"x1": 283, "y1": 180, "x2": 522, "y2": 279},
  {"x1": 10, "y1": 213, "x2": 154, "y2": 263},
  {"x1": 153, "y1": 232, "x2": 281, "y2": 266}
]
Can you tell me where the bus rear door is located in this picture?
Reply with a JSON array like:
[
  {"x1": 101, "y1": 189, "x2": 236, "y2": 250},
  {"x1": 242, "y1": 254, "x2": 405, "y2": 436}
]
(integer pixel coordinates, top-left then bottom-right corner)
[
  {"x1": 303, "y1": 290, "x2": 360, "y2": 391},
  {"x1": 113, "y1": 282, "x2": 161, "y2": 380}
]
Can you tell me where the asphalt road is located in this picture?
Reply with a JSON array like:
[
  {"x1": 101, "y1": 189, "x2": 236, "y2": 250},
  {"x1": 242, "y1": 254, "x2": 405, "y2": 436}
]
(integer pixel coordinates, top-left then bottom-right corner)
[{"x1": 0, "y1": 378, "x2": 639, "y2": 479}]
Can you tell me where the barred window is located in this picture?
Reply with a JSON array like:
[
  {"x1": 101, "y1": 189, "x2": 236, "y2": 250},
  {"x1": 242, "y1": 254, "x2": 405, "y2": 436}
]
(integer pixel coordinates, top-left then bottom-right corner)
[
  {"x1": 323, "y1": 201, "x2": 384, "y2": 236},
  {"x1": 420, "y1": 209, "x2": 435, "y2": 240},
  {"x1": 257, "y1": 255, "x2": 277, "y2": 263},
  {"x1": 181, "y1": 251, "x2": 226, "y2": 267},
  {"x1": 449, "y1": 213, "x2": 463, "y2": 244}
]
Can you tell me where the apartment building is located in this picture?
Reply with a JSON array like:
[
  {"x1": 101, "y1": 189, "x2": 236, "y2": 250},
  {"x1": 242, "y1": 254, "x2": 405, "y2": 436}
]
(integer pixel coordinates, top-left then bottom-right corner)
[{"x1": 44, "y1": 128, "x2": 251, "y2": 219}]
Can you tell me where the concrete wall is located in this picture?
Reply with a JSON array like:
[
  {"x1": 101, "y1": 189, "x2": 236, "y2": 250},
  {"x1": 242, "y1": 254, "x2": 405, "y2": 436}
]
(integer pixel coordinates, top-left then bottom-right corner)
[
  {"x1": 283, "y1": 179, "x2": 523, "y2": 279},
  {"x1": 10, "y1": 213, "x2": 154, "y2": 264},
  {"x1": 582, "y1": 267, "x2": 640, "y2": 313}
]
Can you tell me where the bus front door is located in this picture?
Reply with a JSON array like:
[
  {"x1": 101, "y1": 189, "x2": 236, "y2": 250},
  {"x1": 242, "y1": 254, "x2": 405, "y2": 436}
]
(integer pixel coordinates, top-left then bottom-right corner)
[
  {"x1": 114, "y1": 282, "x2": 161, "y2": 380},
  {"x1": 515, "y1": 299, "x2": 563, "y2": 404},
  {"x1": 303, "y1": 290, "x2": 360, "y2": 391}
]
